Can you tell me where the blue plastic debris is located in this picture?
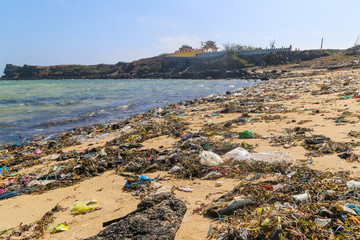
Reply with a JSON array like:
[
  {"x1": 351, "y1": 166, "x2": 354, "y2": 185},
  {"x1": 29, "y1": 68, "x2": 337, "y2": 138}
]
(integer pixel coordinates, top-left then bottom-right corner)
[
  {"x1": 0, "y1": 167, "x2": 8, "y2": 175},
  {"x1": 347, "y1": 204, "x2": 360, "y2": 216},
  {"x1": 124, "y1": 176, "x2": 151, "y2": 188}
]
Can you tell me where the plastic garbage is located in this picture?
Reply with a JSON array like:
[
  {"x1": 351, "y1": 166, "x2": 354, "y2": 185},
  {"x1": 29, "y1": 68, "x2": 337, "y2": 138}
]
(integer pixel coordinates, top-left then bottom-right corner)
[
  {"x1": 202, "y1": 171, "x2": 223, "y2": 180},
  {"x1": 0, "y1": 191, "x2": 19, "y2": 200},
  {"x1": 51, "y1": 223, "x2": 68, "y2": 233},
  {"x1": 292, "y1": 191, "x2": 310, "y2": 202},
  {"x1": 214, "y1": 181, "x2": 223, "y2": 187},
  {"x1": 99, "y1": 148, "x2": 107, "y2": 156},
  {"x1": 199, "y1": 151, "x2": 223, "y2": 166},
  {"x1": 224, "y1": 147, "x2": 251, "y2": 162},
  {"x1": 124, "y1": 176, "x2": 152, "y2": 188},
  {"x1": 26, "y1": 180, "x2": 56, "y2": 188},
  {"x1": 238, "y1": 130, "x2": 253, "y2": 139},
  {"x1": 70, "y1": 200, "x2": 99, "y2": 214},
  {"x1": 250, "y1": 152, "x2": 294, "y2": 163},
  {"x1": 170, "y1": 165, "x2": 182, "y2": 174},
  {"x1": 217, "y1": 199, "x2": 253, "y2": 215},
  {"x1": 347, "y1": 180, "x2": 360, "y2": 190},
  {"x1": 224, "y1": 147, "x2": 294, "y2": 164},
  {"x1": 34, "y1": 149, "x2": 43, "y2": 154},
  {"x1": 346, "y1": 204, "x2": 360, "y2": 216},
  {"x1": 314, "y1": 218, "x2": 331, "y2": 227},
  {"x1": 178, "y1": 187, "x2": 193, "y2": 192},
  {"x1": 0, "y1": 167, "x2": 8, "y2": 175}
]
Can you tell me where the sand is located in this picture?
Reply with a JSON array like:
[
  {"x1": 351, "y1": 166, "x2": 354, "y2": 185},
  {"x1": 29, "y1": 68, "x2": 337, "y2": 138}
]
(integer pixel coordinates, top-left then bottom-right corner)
[{"x1": 2, "y1": 66, "x2": 360, "y2": 239}]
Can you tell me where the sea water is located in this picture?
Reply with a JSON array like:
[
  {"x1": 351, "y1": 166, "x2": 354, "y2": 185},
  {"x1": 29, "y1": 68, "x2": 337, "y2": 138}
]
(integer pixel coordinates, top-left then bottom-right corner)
[{"x1": 0, "y1": 79, "x2": 254, "y2": 144}]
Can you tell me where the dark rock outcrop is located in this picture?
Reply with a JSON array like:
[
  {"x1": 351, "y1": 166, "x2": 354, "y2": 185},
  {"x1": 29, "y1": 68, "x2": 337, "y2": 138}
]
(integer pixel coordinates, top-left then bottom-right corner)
[
  {"x1": 1, "y1": 50, "x2": 335, "y2": 80},
  {"x1": 84, "y1": 193, "x2": 187, "y2": 240}
]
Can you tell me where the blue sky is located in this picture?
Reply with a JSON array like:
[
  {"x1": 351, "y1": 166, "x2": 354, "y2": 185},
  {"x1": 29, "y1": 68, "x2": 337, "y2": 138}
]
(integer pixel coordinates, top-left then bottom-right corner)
[{"x1": 0, "y1": 0, "x2": 359, "y2": 75}]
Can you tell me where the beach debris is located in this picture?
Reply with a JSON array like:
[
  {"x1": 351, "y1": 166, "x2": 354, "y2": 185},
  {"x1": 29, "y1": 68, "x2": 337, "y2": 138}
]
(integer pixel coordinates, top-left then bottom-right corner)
[
  {"x1": 347, "y1": 180, "x2": 360, "y2": 190},
  {"x1": 199, "y1": 150, "x2": 223, "y2": 166},
  {"x1": 224, "y1": 147, "x2": 251, "y2": 162},
  {"x1": 238, "y1": 130, "x2": 254, "y2": 139},
  {"x1": 214, "y1": 181, "x2": 223, "y2": 187},
  {"x1": 177, "y1": 187, "x2": 193, "y2": 192},
  {"x1": 3, "y1": 68, "x2": 360, "y2": 239},
  {"x1": 86, "y1": 193, "x2": 186, "y2": 240},
  {"x1": 291, "y1": 191, "x2": 310, "y2": 202},
  {"x1": 202, "y1": 171, "x2": 223, "y2": 180},
  {"x1": 2, "y1": 204, "x2": 66, "y2": 239},
  {"x1": 34, "y1": 148, "x2": 43, "y2": 154},
  {"x1": 224, "y1": 147, "x2": 294, "y2": 164},
  {"x1": 124, "y1": 175, "x2": 152, "y2": 188},
  {"x1": 216, "y1": 198, "x2": 253, "y2": 216},
  {"x1": 70, "y1": 200, "x2": 100, "y2": 215},
  {"x1": 0, "y1": 167, "x2": 8, "y2": 175},
  {"x1": 200, "y1": 160, "x2": 360, "y2": 239},
  {"x1": 51, "y1": 223, "x2": 68, "y2": 234}
]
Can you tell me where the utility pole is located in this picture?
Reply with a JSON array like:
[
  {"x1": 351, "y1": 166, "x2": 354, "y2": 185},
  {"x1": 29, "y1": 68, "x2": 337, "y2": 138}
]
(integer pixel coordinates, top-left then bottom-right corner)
[{"x1": 320, "y1": 38, "x2": 323, "y2": 50}]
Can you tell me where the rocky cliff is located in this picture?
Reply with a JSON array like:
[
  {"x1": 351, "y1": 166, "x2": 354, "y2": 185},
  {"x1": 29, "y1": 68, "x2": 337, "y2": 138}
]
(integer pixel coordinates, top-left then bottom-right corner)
[{"x1": 1, "y1": 50, "x2": 333, "y2": 80}]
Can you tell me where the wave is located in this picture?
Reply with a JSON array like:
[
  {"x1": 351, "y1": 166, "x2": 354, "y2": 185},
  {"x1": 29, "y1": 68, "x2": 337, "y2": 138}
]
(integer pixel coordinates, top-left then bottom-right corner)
[{"x1": 0, "y1": 79, "x2": 255, "y2": 144}]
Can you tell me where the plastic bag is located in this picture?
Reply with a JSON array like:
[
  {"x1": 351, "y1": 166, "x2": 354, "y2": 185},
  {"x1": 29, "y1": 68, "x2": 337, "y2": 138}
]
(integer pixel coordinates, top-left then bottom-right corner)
[
  {"x1": 224, "y1": 147, "x2": 251, "y2": 162},
  {"x1": 238, "y1": 130, "x2": 253, "y2": 139},
  {"x1": 224, "y1": 147, "x2": 294, "y2": 164},
  {"x1": 199, "y1": 151, "x2": 223, "y2": 166},
  {"x1": 70, "y1": 200, "x2": 99, "y2": 214}
]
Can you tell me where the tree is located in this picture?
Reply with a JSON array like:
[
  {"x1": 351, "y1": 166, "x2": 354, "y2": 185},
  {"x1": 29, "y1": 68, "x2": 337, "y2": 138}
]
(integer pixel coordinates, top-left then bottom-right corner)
[
  {"x1": 223, "y1": 43, "x2": 261, "y2": 52},
  {"x1": 178, "y1": 45, "x2": 193, "y2": 52}
]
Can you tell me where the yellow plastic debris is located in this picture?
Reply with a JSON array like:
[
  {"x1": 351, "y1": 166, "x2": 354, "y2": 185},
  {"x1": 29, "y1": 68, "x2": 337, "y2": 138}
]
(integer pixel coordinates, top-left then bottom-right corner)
[
  {"x1": 255, "y1": 207, "x2": 270, "y2": 214},
  {"x1": 70, "y1": 200, "x2": 99, "y2": 214},
  {"x1": 51, "y1": 223, "x2": 68, "y2": 233}
]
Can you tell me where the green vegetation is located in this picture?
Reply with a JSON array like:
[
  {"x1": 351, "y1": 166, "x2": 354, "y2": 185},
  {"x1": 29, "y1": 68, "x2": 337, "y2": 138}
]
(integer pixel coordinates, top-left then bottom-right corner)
[
  {"x1": 231, "y1": 52, "x2": 254, "y2": 67},
  {"x1": 223, "y1": 43, "x2": 262, "y2": 52},
  {"x1": 178, "y1": 45, "x2": 193, "y2": 52},
  {"x1": 139, "y1": 64, "x2": 149, "y2": 73}
]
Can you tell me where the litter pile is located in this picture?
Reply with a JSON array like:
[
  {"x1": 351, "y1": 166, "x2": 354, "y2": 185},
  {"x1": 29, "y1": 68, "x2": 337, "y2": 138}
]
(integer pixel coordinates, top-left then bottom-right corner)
[
  {"x1": 201, "y1": 161, "x2": 360, "y2": 239},
  {"x1": 2, "y1": 73, "x2": 360, "y2": 239},
  {"x1": 0, "y1": 204, "x2": 66, "y2": 239},
  {"x1": 85, "y1": 193, "x2": 187, "y2": 240}
]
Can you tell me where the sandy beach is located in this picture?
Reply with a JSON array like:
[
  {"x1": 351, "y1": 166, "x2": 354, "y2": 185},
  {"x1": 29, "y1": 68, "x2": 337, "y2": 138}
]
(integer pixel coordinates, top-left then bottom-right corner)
[{"x1": 2, "y1": 61, "x2": 360, "y2": 239}]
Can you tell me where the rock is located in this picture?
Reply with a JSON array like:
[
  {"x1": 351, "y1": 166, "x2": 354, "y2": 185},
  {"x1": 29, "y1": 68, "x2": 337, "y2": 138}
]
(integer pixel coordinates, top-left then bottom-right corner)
[{"x1": 85, "y1": 193, "x2": 187, "y2": 240}]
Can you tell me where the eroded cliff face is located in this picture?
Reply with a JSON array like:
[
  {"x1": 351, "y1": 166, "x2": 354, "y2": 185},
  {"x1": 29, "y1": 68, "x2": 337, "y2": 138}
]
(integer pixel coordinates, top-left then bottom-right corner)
[{"x1": 1, "y1": 50, "x2": 332, "y2": 80}]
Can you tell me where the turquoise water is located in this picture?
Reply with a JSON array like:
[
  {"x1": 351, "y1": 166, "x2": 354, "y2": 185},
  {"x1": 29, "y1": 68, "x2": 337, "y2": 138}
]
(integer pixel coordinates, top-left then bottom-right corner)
[{"x1": 0, "y1": 79, "x2": 253, "y2": 143}]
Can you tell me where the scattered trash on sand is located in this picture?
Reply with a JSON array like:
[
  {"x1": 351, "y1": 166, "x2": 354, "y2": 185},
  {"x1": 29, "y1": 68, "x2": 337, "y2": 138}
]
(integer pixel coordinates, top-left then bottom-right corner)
[
  {"x1": 85, "y1": 193, "x2": 187, "y2": 240},
  {"x1": 2, "y1": 71, "x2": 360, "y2": 239}
]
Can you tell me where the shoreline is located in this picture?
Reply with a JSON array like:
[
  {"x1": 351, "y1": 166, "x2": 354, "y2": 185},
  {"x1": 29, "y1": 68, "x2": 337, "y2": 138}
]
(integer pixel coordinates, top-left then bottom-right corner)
[
  {"x1": 2, "y1": 66, "x2": 360, "y2": 239},
  {"x1": 0, "y1": 78, "x2": 254, "y2": 145}
]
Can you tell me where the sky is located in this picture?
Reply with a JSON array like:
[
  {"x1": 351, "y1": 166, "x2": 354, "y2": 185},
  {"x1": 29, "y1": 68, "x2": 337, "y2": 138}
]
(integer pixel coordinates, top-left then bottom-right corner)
[{"x1": 0, "y1": 0, "x2": 359, "y2": 75}]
